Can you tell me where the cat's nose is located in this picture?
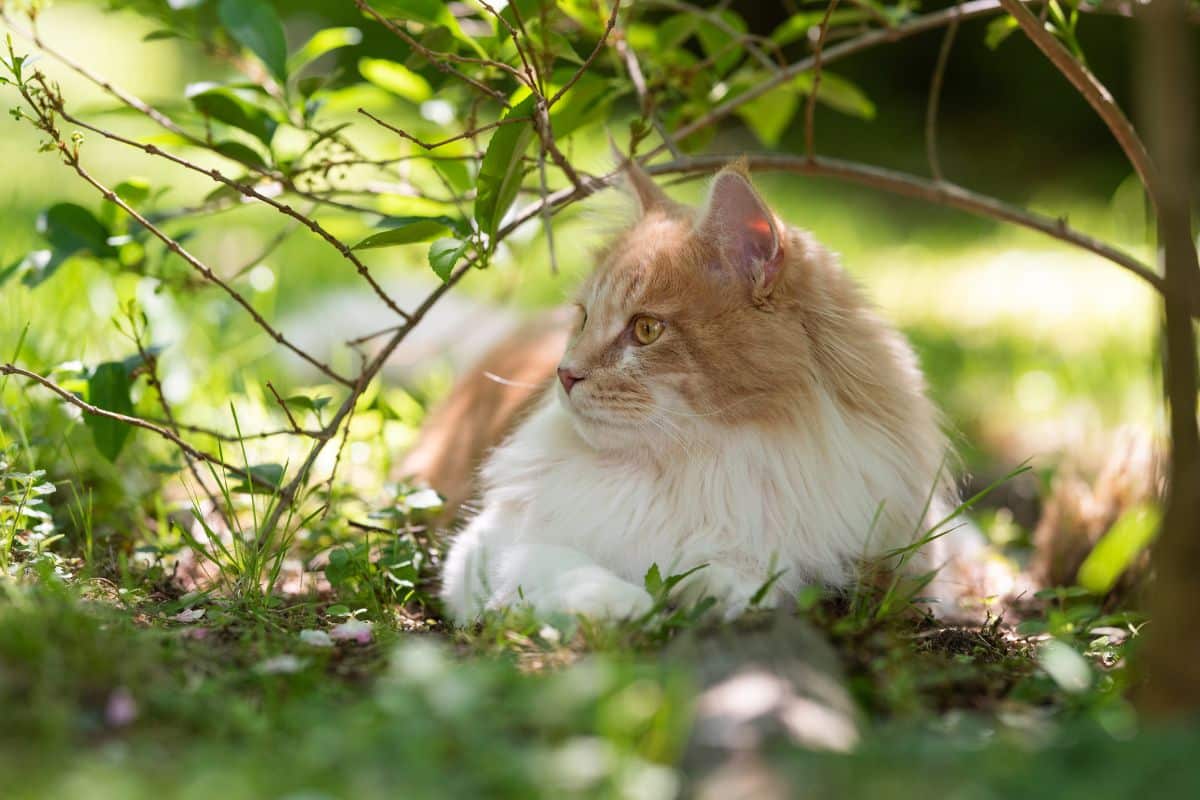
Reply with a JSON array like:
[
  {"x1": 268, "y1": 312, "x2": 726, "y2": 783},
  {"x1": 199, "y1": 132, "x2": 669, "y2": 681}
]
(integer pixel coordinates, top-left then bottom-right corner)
[{"x1": 557, "y1": 367, "x2": 584, "y2": 394}]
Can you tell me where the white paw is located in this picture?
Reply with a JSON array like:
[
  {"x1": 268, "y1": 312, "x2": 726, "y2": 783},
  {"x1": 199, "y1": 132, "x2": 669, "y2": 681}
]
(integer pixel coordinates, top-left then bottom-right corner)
[
  {"x1": 680, "y1": 563, "x2": 771, "y2": 621},
  {"x1": 525, "y1": 567, "x2": 654, "y2": 620}
]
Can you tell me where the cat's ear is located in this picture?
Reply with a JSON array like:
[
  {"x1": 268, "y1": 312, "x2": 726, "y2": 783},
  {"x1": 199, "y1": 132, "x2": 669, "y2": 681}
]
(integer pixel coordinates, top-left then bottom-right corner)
[
  {"x1": 697, "y1": 167, "x2": 784, "y2": 294},
  {"x1": 609, "y1": 138, "x2": 672, "y2": 214},
  {"x1": 623, "y1": 159, "x2": 672, "y2": 214}
]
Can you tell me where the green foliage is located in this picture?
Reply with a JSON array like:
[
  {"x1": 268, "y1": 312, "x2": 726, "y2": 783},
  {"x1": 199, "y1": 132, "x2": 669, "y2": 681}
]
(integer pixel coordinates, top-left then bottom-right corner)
[
  {"x1": 474, "y1": 94, "x2": 539, "y2": 241},
  {"x1": 217, "y1": 0, "x2": 288, "y2": 84},
  {"x1": 1077, "y1": 504, "x2": 1159, "y2": 595},
  {"x1": 352, "y1": 216, "x2": 465, "y2": 250},
  {"x1": 84, "y1": 362, "x2": 135, "y2": 462}
]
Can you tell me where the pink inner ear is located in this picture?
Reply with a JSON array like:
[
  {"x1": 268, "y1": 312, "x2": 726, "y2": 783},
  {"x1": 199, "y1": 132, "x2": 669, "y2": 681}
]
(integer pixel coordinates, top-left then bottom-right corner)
[{"x1": 700, "y1": 172, "x2": 781, "y2": 286}]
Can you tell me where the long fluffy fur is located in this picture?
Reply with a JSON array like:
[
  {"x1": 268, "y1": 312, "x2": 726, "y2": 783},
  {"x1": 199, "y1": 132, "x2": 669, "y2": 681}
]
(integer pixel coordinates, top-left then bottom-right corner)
[{"x1": 438, "y1": 165, "x2": 972, "y2": 623}]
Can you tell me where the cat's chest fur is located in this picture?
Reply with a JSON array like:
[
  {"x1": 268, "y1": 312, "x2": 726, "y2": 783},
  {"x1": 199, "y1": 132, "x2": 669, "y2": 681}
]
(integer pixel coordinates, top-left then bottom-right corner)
[{"x1": 478, "y1": 388, "x2": 934, "y2": 592}]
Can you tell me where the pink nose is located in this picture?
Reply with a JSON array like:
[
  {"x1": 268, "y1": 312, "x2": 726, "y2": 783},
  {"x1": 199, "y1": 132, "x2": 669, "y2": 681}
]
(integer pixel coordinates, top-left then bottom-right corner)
[{"x1": 557, "y1": 367, "x2": 584, "y2": 394}]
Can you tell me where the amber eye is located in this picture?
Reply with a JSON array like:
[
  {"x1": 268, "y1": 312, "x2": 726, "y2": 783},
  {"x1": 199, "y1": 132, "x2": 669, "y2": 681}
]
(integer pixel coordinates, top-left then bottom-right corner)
[{"x1": 632, "y1": 315, "x2": 664, "y2": 345}]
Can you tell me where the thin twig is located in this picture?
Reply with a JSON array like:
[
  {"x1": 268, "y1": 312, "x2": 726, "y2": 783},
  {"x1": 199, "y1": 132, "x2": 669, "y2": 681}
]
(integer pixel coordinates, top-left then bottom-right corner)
[
  {"x1": 259, "y1": 260, "x2": 476, "y2": 536},
  {"x1": 266, "y1": 382, "x2": 303, "y2": 433},
  {"x1": 537, "y1": 146, "x2": 559, "y2": 275},
  {"x1": 614, "y1": 24, "x2": 681, "y2": 159},
  {"x1": 926, "y1": 13, "x2": 960, "y2": 182},
  {"x1": 358, "y1": 107, "x2": 530, "y2": 151},
  {"x1": 548, "y1": 1, "x2": 622, "y2": 107},
  {"x1": 806, "y1": 0, "x2": 842, "y2": 160},
  {"x1": 130, "y1": 332, "x2": 232, "y2": 527}
]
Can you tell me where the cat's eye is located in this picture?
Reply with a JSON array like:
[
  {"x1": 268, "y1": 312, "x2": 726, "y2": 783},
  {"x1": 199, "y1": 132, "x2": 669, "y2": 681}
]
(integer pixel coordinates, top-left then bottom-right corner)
[
  {"x1": 632, "y1": 315, "x2": 664, "y2": 345},
  {"x1": 575, "y1": 304, "x2": 588, "y2": 330}
]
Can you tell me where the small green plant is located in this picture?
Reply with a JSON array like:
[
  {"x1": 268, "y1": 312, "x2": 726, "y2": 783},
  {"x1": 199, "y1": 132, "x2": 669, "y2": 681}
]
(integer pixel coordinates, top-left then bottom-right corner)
[{"x1": 0, "y1": 450, "x2": 61, "y2": 578}]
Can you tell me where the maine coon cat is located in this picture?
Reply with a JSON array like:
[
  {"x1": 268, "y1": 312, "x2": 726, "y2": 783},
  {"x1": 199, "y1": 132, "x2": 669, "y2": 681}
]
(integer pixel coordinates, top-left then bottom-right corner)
[{"x1": 431, "y1": 162, "x2": 975, "y2": 623}]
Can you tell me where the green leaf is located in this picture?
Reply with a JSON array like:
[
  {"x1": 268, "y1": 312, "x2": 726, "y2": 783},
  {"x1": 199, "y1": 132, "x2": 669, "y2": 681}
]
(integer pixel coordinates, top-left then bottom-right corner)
[
  {"x1": 696, "y1": 9, "x2": 748, "y2": 75},
  {"x1": 352, "y1": 216, "x2": 462, "y2": 250},
  {"x1": 0, "y1": 256, "x2": 26, "y2": 287},
  {"x1": 794, "y1": 70, "x2": 876, "y2": 120},
  {"x1": 771, "y1": 10, "x2": 870, "y2": 47},
  {"x1": 736, "y1": 82, "x2": 800, "y2": 146},
  {"x1": 427, "y1": 237, "x2": 466, "y2": 282},
  {"x1": 143, "y1": 29, "x2": 181, "y2": 42},
  {"x1": 643, "y1": 563, "x2": 664, "y2": 596},
  {"x1": 358, "y1": 58, "x2": 432, "y2": 103},
  {"x1": 289, "y1": 27, "x2": 362, "y2": 74},
  {"x1": 368, "y1": 0, "x2": 487, "y2": 58},
  {"x1": 39, "y1": 202, "x2": 113, "y2": 255},
  {"x1": 86, "y1": 362, "x2": 135, "y2": 462},
  {"x1": 218, "y1": 0, "x2": 288, "y2": 84},
  {"x1": 113, "y1": 178, "x2": 151, "y2": 207},
  {"x1": 213, "y1": 140, "x2": 270, "y2": 170},
  {"x1": 547, "y1": 73, "x2": 616, "y2": 139},
  {"x1": 284, "y1": 394, "x2": 332, "y2": 413},
  {"x1": 985, "y1": 16, "x2": 1020, "y2": 50},
  {"x1": 473, "y1": 94, "x2": 537, "y2": 239},
  {"x1": 23, "y1": 203, "x2": 115, "y2": 286},
  {"x1": 101, "y1": 178, "x2": 152, "y2": 228},
  {"x1": 1077, "y1": 504, "x2": 1160, "y2": 595},
  {"x1": 1038, "y1": 639, "x2": 1093, "y2": 694},
  {"x1": 660, "y1": 563, "x2": 708, "y2": 595},
  {"x1": 188, "y1": 85, "x2": 279, "y2": 146},
  {"x1": 227, "y1": 463, "x2": 285, "y2": 495}
]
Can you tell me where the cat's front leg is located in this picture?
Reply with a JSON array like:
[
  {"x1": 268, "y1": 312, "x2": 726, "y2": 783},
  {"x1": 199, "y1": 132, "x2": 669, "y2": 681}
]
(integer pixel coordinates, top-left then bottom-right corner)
[
  {"x1": 502, "y1": 545, "x2": 654, "y2": 621},
  {"x1": 677, "y1": 560, "x2": 789, "y2": 621},
  {"x1": 441, "y1": 509, "x2": 652, "y2": 623}
]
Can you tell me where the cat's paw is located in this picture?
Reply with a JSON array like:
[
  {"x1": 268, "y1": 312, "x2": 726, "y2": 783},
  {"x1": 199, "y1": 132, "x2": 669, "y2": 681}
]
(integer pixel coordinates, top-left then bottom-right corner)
[
  {"x1": 533, "y1": 567, "x2": 654, "y2": 620},
  {"x1": 681, "y1": 563, "x2": 772, "y2": 621}
]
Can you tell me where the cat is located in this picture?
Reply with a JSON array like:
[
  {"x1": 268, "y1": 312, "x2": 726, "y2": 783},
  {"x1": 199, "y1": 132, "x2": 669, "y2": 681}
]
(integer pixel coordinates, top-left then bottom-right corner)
[{"x1": 426, "y1": 161, "x2": 981, "y2": 624}]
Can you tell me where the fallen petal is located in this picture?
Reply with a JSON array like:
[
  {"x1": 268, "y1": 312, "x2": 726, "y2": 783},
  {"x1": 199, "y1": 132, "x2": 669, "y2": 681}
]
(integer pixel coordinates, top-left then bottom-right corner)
[
  {"x1": 330, "y1": 619, "x2": 373, "y2": 644},
  {"x1": 300, "y1": 629, "x2": 335, "y2": 648}
]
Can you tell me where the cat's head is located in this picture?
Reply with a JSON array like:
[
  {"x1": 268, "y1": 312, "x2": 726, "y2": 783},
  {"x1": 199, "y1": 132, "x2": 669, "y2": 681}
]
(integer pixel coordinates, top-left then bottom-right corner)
[{"x1": 557, "y1": 162, "x2": 822, "y2": 449}]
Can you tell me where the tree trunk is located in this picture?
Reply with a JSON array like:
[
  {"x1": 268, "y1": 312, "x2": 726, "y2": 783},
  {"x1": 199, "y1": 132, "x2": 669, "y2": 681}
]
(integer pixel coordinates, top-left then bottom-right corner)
[{"x1": 1136, "y1": 0, "x2": 1200, "y2": 717}]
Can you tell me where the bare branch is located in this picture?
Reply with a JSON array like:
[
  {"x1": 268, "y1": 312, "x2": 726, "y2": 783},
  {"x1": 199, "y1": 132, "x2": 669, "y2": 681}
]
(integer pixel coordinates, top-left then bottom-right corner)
[{"x1": 358, "y1": 107, "x2": 530, "y2": 151}]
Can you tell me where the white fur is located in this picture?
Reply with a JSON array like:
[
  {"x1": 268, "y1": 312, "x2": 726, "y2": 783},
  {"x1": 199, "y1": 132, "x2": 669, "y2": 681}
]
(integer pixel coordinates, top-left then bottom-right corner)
[{"x1": 441, "y1": 378, "x2": 960, "y2": 623}]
